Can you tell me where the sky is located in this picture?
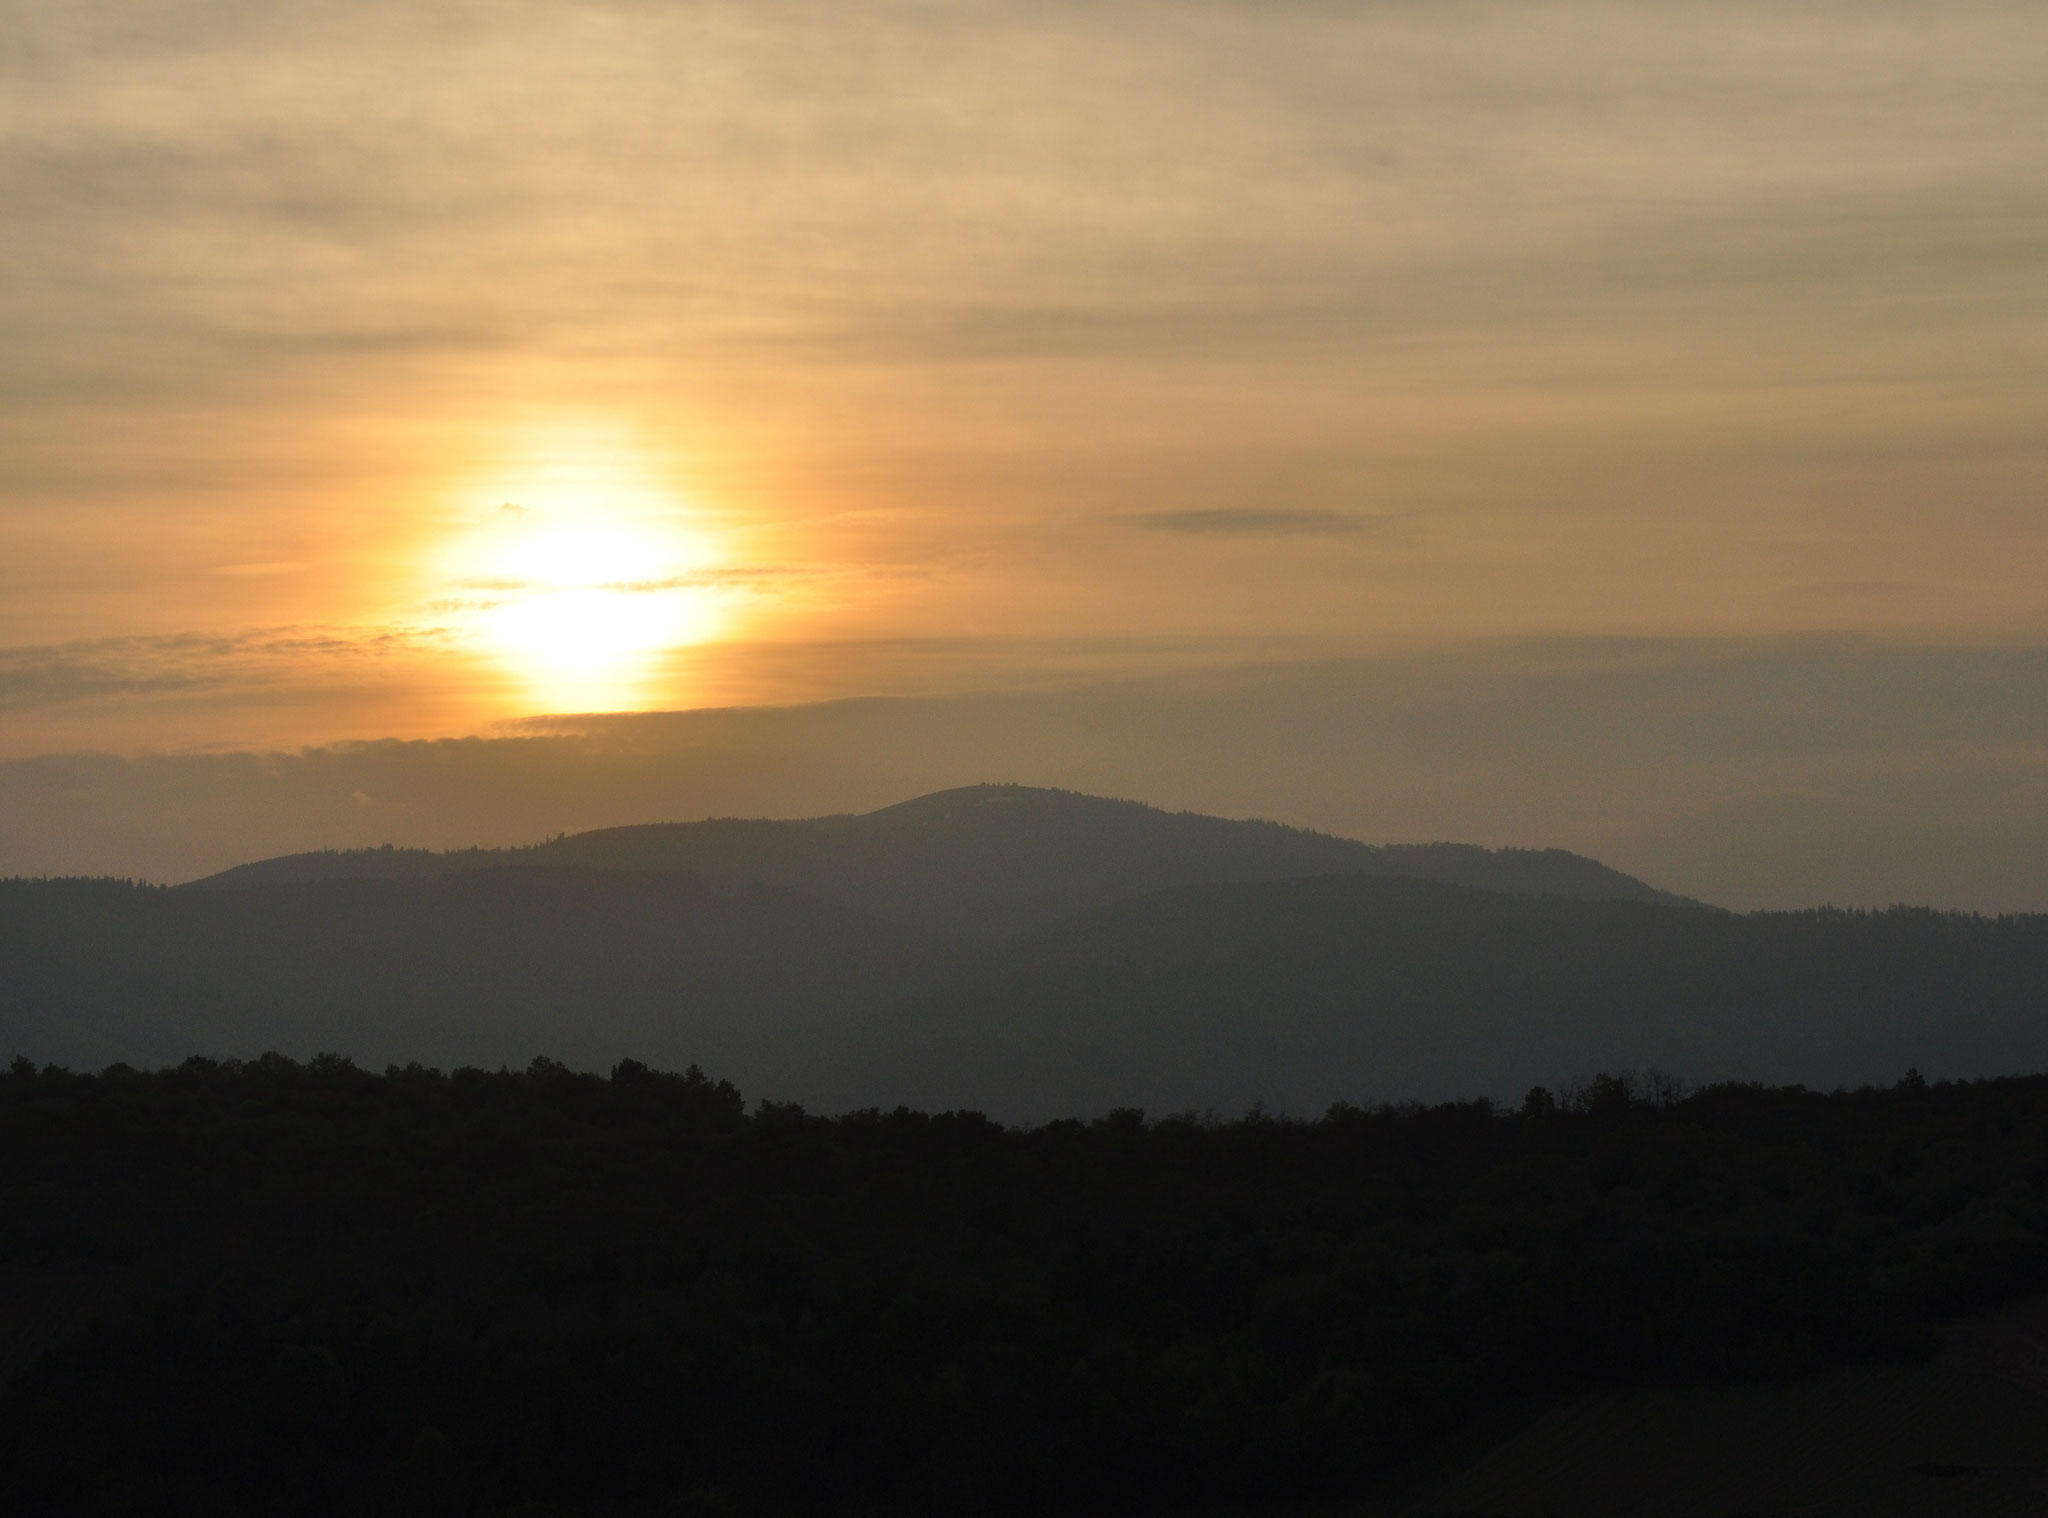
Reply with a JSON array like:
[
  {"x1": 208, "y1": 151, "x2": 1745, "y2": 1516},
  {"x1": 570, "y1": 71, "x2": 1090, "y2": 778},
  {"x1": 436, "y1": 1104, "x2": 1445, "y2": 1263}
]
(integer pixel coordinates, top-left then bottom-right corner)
[{"x1": 4, "y1": 0, "x2": 2047, "y2": 905}]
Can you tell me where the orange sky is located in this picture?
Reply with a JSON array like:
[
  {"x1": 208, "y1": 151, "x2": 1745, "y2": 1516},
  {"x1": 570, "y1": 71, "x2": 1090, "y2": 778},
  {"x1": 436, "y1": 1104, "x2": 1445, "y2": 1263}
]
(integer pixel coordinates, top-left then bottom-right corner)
[{"x1": 5, "y1": 0, "x2": 2046, "y2": 756}]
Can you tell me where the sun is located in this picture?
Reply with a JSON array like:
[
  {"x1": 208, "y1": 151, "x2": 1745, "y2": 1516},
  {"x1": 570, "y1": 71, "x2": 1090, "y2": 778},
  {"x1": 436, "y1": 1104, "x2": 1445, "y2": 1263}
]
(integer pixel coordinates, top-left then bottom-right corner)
[
  {"x1": 488, "y1": 519, "x2": 716, "y2": 664},
  {"x1": 438, "y1": 487, "x2": 727, "y2": 712}
]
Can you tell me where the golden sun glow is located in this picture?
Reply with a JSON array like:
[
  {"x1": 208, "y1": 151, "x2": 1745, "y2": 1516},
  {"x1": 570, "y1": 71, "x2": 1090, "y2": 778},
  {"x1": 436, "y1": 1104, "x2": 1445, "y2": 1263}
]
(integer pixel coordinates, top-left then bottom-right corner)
[{"x1": 433, "y1": 437, "x2": 730, "y2": 712}]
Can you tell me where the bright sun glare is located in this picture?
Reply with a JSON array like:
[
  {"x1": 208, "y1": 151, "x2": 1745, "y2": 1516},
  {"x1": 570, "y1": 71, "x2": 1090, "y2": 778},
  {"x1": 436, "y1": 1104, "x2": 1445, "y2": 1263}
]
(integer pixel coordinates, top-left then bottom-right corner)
[{"x1": 438, "y1": 446, "x2": 727, "y2": 711}]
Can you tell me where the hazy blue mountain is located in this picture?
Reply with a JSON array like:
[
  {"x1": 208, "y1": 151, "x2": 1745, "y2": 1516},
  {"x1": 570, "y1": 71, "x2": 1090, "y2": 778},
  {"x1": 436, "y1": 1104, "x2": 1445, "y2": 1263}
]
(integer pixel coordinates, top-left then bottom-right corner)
[
  {"x1": 0, "y1": 870, "x2": 971, "y2": 1083},
  {"x1": 12, "y1": 858, "x2": 2048, "y2": 1121},
  {"x1": 822, "y1": 875, "x2": 2048, "y2": 1122},
  {"x1": 191, "y1": 783, "x2": 1695, "y2": 936}
]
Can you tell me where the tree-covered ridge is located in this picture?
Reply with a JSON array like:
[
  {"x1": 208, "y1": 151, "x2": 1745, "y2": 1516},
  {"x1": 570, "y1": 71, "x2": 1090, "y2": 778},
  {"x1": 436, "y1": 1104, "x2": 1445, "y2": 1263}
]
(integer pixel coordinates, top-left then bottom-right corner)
[
  {"x1": 7, "y1": 1055, "x2": 2048, "y2": 1516},
  {"x1": 0, "y1": 869, "x2": 973, "y2": 1080},
  {"x1": 868, "y1": 876, "x2": 2048, "y2": 1119},
  {"x1": 8, "y1": 870, "x2": 2048, "y2": 1116}
]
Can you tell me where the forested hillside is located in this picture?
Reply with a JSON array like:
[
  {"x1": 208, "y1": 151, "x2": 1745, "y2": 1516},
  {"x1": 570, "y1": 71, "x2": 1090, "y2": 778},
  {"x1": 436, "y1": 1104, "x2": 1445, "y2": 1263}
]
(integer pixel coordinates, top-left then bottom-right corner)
[
  {"x1": 850, "y1": 875, "x2": 2048, "y2": 1120},
  {"x1": 9, "y1": 868, "x2": 2048, "y2": 1116},
  {"x1": 0, "y1": 870, "x2": 969, "y2": 1084},
  {"x1": 7, "y1": 1057, "x2": 2048, "y2": 1516}
]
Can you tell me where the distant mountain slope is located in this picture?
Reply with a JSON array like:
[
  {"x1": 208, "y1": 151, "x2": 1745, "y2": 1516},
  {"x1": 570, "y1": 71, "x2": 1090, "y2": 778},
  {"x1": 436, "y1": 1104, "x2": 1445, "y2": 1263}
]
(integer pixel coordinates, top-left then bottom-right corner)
[
  {"x1": 833, "y1": 874, "x2": 2048, "y2": 1121},
  {"x1": 12, "y1": 866, "x2": 2048, "y2": 1118},
  {"x1": 0, "y1": 870, "x2": 970, "y2": 1081},
  {"x1": 191, "y1": 784, "x2": 1695, "y2": 936}
]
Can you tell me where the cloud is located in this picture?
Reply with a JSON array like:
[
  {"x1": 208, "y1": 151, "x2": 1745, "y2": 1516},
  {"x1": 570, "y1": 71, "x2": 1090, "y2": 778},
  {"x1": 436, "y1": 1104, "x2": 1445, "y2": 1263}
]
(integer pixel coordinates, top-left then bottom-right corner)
[
  {"x1": 0, "y1": 627, "x2": 442, "y2": 712},
  {"x1": 1125, "y1": 508, "x2": 1391, "y2": 537},
  {"x1": 9, "y1": 0, "x2": 2046, "y2": 402},
  {"x1": 1797, "y1": 580, "x2": 1944, "y2": 601},
  {"x1": 601, "y1": 565, "x2": 800, "y2": 593},
  {"x1": 0, "y1": 640, "x2": 217, "y2": 710}
]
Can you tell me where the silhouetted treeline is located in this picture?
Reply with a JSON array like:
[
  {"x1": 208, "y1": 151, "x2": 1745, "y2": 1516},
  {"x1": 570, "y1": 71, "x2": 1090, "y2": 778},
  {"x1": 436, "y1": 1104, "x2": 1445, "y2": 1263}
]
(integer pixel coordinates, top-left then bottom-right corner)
[{"x1": 7, "y1": 1057, "x2": 2048, "y2": 1515}]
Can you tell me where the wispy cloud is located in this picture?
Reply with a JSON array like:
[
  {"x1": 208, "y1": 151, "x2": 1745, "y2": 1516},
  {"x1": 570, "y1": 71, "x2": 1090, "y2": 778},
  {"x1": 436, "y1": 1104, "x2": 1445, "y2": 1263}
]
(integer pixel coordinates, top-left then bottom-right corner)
[
  {"x1": 0, "y1": 627, "x2": 444, "y2": 712},
  {"x1": 601, "y1": 565, "x2": 801, "y2": 593},
  {"x1": 1126, "y1": 508, "x2": 1393, "y2": 537},
  {"x1": 1797, "y1": 580, "x2": 1946, "y2": 601}
]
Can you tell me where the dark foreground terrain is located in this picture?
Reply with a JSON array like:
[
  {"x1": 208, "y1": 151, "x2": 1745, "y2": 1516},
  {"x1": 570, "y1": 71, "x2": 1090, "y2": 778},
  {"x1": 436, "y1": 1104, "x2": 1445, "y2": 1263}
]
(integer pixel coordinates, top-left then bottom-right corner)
[{"x1": 10, "y1": 1056, "x2": 2048, "y2": 1516}]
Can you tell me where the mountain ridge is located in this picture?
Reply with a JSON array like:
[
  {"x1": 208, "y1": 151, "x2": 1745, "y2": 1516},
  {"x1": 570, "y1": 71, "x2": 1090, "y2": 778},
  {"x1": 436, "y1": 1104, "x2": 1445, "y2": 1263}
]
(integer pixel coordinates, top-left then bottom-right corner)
[
  {"x1": 9, "y1": 857, "x2": 2048, "y2": 1118},
  {"x1": 45, "y1": 784, "x2": 2048, "y2": 1121},
  {"x1": 0, "y1": 865, "x2": 972, "y2": 1081},
  {"x1": 827, "y1": 873, "x2": 2048, "y2": 1121},
  {"x1": 187, "y1": 783, "x2": 1699, "y2": 937}
]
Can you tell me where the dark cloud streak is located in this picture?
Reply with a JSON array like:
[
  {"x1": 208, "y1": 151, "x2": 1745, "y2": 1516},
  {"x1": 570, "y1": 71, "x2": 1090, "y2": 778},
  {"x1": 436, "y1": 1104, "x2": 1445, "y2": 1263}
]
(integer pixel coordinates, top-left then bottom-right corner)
[{"x1": 0, "y1": 628, "x2": 439, "y2": 712}]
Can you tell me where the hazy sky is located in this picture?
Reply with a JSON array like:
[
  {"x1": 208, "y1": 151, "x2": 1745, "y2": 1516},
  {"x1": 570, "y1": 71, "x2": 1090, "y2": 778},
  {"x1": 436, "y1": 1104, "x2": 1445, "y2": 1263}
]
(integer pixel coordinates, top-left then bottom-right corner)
[
  {"x1": 5, "y1": 1, "x2": 2047, "y2": 900},
  {"x1": 10, "y1": 637, "x2": 2048, "y2": 913}
]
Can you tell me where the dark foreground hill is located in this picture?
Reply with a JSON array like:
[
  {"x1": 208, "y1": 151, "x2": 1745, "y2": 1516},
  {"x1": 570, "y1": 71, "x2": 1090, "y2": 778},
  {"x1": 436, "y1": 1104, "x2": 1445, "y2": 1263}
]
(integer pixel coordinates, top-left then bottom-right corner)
[
  {"x1": 189, "y1": 784, "x2": 1695, "y2": 936},
  {"x1": 9, "y1": 867, "x2": 2048, "y2": 1116},
  {"x1": 8, "y1": 1057, "x2": 2048, "y2": 1517}
]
